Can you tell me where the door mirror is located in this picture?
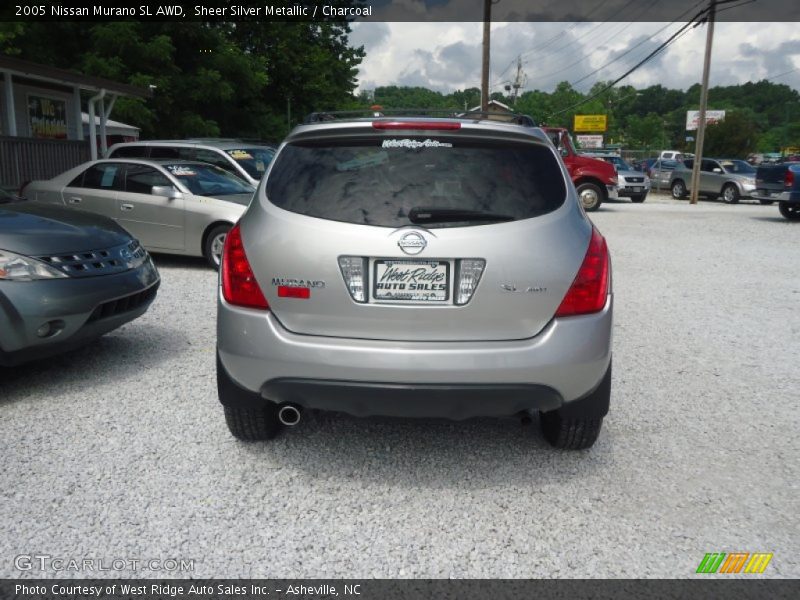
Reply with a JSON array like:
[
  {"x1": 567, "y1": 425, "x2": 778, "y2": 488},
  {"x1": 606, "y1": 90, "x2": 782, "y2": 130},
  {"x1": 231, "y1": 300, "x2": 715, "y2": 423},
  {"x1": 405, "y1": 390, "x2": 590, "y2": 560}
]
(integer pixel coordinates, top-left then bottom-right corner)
[
  {"x1": 151, "y1": 185, "x2": 182, "y2": 200},
  {"x1": 560, "y1": 147, "x2": 569, "y2": 157}
]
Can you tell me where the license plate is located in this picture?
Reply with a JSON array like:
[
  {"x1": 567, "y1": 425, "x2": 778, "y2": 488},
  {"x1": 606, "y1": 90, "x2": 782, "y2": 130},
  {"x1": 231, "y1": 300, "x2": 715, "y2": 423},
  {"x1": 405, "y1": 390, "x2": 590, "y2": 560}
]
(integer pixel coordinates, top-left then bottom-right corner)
[
  {"x1": 631, "y1": 186, "x2": 643, "y2": 192},
  {"x1": 373, "y1": 260, "x2": 450, "y2": 302}
]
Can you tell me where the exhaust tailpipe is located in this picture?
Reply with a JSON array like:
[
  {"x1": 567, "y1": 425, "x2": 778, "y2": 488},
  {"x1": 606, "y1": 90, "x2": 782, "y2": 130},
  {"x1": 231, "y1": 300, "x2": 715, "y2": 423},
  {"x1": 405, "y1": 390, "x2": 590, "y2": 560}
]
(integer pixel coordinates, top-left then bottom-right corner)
[{"x1": 278, "y1": 404, "x2": 302, "y2": 426}]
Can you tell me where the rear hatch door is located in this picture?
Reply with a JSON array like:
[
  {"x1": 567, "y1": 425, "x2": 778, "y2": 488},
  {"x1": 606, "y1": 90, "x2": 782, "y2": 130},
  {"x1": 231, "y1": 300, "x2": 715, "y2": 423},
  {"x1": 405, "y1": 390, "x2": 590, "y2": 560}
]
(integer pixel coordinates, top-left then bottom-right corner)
[{"x1": 243, "y1": 124, "x2": 591, "y2": 342}]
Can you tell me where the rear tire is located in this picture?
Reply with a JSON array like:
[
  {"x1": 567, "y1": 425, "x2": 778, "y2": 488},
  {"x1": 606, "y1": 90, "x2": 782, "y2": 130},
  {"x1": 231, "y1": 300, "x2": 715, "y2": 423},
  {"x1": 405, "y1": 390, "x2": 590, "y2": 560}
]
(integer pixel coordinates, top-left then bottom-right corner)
[
  {"x1": 203, "y1": 224, "x2": 231, "y2": 270},
  {"x1": 540, "y1": 361, "x2": 611, "y2": 450},
  {"x1": 217, "y1": 353, "x2": 281, "y2": 441},
  {"x1": 540, "y1": 413, "x2": 604, "y2": 450},
  {"x1": 779, "y1": 202, "x2": 800, "y2": 221},
  {"x1": 671, "y1": 180, "x2": 687, "y2": 199},
  {"x1": 576, "y1": 182, "x2": 603, "y2": 212},
  {"x1": 224, "y1": 405, "x2": 281, "y2": 441},
  {"x1": 630, "y1": 193, "x2": 647, "y2": 203}
]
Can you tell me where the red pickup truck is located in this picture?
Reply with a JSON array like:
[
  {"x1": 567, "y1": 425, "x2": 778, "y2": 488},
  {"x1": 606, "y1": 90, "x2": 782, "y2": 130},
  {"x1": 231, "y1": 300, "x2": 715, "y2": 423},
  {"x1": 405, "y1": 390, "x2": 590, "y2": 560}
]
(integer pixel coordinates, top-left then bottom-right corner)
[{"x1": 543, "y1": 127, "x2": 619, "y2": 211}]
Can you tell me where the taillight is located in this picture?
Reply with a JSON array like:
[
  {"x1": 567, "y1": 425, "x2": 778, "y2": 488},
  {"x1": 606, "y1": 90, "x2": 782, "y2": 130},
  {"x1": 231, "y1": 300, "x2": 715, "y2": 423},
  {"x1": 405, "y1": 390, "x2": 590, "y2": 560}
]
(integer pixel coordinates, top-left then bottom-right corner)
[
  {"x1": 785, "y1": 170, "x2": 795, "y2": 188},
  {"x1": 221, "y1": 223, "x2": 269, "y2": 310},
  {"x1": 555, "y1": 228, "x2": 610, "y2": 318},
  {"x1": 455, "y1": 259, "x2": 485, "y2": 305},
  {"x1": 372, "y1": 121, "x2": 461, "y2": 130},
  {"x1": 18, "y1": 181, "x2": 30, "y2": 198},
  {"x1": 338, "y1": 256, "x2": 367, "y2": 302}
]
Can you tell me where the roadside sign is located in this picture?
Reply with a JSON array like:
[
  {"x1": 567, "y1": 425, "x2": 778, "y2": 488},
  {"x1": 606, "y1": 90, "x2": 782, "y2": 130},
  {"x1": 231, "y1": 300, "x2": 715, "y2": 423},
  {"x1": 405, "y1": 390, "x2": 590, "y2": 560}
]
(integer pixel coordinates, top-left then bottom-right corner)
[
  {"x1": 685, "y1": 110, "x2": 725, "y2": 131},
  {"x1": 576, "y1": 134, "x2": 604, "y2": 149},
  {"x1": 574, "y1": 115, "x2": 607, "y2": 133}
]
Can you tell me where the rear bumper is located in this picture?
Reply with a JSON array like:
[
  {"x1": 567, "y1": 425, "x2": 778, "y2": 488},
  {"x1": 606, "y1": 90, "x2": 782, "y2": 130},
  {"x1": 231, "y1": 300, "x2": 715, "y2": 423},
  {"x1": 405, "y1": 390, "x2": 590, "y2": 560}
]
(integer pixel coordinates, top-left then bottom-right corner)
[
  {"x1": 0, "y1": 257, "x2": 160, "y2": 366},
  {"x1": 217, "y1": 292, "x2": 613, "y2": 418},
  {"x1": 752, "y1": 189, "x2": 800, "y2": 203},
  {"x1": 259, "y1": 378, "x2": 562, "y2": 419}
]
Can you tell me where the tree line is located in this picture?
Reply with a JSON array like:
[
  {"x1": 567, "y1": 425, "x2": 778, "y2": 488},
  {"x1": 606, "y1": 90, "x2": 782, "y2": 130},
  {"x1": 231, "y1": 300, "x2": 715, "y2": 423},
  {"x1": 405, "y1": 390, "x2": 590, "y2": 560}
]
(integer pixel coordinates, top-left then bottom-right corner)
[
  {"x1": 2, "y1": 19, "x2": 797, "y2": 157},
  {"x1": 362, "y1": 80, "x2": 800, "y2": 157}
]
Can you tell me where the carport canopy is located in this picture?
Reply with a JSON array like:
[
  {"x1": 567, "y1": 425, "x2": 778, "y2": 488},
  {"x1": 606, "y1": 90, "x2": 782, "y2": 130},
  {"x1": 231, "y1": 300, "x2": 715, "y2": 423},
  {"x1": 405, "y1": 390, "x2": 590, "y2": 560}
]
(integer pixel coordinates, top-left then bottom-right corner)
[{"x1": 0, "y1": 54, "x2": 151, "y2": 159}]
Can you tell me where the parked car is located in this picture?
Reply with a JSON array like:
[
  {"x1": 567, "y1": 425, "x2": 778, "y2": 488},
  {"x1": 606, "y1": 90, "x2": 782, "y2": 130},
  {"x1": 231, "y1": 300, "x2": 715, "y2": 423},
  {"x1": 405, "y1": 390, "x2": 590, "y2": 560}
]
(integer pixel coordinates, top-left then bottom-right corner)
[
  {"x1": 0, "y1": 192, "x2": 159, "y2": 366},
  {"x1": 669, "y1": 158, "x2": 757, "y2": 203},
  {"x1": 24, "y1": 159, "x2": 255, "y2": 268},
  {"x1": 752, "y1": 162, "x2": 800, "y2": 220},
  {"x1": 216, "y1": 115, "x2": 613, "y2": 449},
  {"x1": 106, "y1": 140, "x2": 276, "y2": 186},
  {"x1": 542, "y1": 127, "x2": 618, "y2": 211},
  {"x1": 584, "y1": 153, "x2": 650, "y2": 202},
  {"x1": 648, "y1": 159, "x2": 681, "y2": 189}
]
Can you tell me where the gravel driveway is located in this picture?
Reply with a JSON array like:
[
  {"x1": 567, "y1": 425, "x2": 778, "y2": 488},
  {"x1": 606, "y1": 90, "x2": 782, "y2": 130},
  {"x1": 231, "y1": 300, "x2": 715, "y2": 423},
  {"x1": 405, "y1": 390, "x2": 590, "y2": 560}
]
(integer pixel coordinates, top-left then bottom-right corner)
[{"x1": 2, "y1": 195, "x2": 798, "y2": 578}]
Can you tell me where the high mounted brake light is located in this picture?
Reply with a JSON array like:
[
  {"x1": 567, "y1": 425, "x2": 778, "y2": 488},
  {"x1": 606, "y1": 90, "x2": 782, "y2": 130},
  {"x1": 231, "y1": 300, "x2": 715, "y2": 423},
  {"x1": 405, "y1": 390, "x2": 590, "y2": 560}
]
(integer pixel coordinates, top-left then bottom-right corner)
[
  {"x1": 555, "y1": 228, "x2": 610, "y2": 318},
  {"x1": 372, "y1": 121, "x2": 461, "y2": 131}
]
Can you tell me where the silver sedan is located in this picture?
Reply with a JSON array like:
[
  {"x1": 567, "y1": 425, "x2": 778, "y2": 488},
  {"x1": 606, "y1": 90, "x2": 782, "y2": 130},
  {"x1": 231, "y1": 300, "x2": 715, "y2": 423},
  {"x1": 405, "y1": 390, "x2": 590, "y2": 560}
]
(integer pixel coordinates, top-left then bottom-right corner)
[{"x1": 24, "y1": 159, "x2": 255, "y2": 268}]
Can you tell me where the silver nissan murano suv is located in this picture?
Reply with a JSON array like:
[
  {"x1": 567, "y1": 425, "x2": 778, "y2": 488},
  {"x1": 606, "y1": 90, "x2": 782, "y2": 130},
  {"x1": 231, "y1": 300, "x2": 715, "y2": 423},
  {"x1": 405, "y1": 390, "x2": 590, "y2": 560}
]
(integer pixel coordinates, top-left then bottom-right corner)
[{"x1": 216, "y1": 113, "x2": 613, "y2": 449}]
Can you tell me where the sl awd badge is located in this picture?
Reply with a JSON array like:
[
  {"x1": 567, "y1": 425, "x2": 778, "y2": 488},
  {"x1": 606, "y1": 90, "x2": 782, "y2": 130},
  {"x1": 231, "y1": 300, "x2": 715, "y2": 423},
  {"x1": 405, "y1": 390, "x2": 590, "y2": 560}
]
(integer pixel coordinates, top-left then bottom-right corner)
[{"x1": 397, "y1": 232, "x2": 427, "y2": 255}]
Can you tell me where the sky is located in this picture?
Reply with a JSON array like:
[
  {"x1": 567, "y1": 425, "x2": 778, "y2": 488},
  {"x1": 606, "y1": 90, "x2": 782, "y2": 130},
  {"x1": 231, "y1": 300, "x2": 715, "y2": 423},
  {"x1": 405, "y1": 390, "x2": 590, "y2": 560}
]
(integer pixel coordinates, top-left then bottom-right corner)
[{"x1": 348, "y1": 21, "x2": 800, "y2": 96}]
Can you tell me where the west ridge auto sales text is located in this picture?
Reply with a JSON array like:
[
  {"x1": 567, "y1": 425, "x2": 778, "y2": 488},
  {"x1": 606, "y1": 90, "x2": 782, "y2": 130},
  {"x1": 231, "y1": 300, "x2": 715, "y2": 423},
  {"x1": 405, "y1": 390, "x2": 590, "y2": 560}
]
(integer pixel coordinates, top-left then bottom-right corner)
[{"x1": 16, "y1": 583, "x2": 359, "y2": 597}]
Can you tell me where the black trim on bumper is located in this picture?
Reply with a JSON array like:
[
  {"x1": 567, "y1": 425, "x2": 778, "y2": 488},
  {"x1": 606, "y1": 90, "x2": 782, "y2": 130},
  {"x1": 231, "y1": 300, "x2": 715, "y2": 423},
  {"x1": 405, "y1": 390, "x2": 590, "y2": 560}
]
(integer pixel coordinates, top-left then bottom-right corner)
[{"x1": 259, "y1": 378, "x2": 563, "y2": 420}]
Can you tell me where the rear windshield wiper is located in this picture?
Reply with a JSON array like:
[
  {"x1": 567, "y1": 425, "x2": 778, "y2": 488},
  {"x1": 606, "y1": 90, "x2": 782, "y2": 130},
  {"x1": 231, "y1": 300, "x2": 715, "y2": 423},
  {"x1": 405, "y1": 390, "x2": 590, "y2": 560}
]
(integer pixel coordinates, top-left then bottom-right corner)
[{"x1": 408, "y1": 207, "x2": 516, "y2": 224}]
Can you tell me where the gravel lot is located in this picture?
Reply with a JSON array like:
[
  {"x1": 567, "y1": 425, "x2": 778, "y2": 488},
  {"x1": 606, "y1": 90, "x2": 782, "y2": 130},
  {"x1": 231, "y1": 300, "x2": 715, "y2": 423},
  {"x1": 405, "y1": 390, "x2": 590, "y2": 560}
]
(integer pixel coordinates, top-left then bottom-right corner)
[{"x1": 2, "y1": 194, "x2": 798, "y2": 579}]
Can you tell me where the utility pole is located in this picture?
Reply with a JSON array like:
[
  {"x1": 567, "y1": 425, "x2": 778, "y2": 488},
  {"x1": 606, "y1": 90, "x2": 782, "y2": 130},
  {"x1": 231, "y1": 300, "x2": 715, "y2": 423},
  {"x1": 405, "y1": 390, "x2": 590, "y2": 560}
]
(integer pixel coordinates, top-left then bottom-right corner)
[
  {"x1": 481, "y1": 0, "x2": 492, "y2": 111},
  {"x1": 689, "y1": 0, "x2": 716, "y2": 205},
  {"x1": 511, "y1": 56, "x2": 525, "y2": 104}
]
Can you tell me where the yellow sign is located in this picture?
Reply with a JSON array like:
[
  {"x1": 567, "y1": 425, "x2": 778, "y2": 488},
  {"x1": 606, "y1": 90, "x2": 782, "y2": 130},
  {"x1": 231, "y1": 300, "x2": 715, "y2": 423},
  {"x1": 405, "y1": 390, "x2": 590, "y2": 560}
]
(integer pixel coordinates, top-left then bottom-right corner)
[{"x1": 573, "y1": 114, "x2": 607, "y2": 133}]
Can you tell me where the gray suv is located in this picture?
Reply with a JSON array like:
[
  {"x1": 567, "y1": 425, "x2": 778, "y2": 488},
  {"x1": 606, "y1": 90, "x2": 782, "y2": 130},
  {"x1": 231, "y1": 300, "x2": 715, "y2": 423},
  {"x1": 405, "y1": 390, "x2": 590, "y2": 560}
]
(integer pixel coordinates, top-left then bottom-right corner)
[
  {"x1": 670, "y1": 158, "x2": 757, "y2": 203},
  {"x1": 216, "y1": 115, "x2": 613, "y2": 449}
]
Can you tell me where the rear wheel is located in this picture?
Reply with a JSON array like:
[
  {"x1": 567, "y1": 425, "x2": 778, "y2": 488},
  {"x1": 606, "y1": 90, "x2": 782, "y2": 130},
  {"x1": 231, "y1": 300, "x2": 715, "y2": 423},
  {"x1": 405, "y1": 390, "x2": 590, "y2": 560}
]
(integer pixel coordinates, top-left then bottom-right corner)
[
  {"x1": 224, "y1": 405, "x2": 281, "y2": 441},
  {"x1": 779, "y1": 202, "x2": 800, "y2": 221},
  {"x1": 722, "y1": 183, "x2": 740, "y2": 204},
  {"x1": 671, "y1": 180, "x2": 687, "y2": 199},
  {"x1": 203, "y1": 224, "x2": 231, "y2": 270},
  {"x1": 630, "y1": 193, "x2": 647, "y2": 203},
  {"x1": 540, "y1": 413, "x2": 604, "y2": 450},
  {"x1": 576, "y1": 182, "x2": 603, "y2": 212},
  {"x1": 540, "y1": 362, "x2": 611, "y2": 450},
  {"x1": 217, "y1": 354, "x2": 281, "y2": 441}
]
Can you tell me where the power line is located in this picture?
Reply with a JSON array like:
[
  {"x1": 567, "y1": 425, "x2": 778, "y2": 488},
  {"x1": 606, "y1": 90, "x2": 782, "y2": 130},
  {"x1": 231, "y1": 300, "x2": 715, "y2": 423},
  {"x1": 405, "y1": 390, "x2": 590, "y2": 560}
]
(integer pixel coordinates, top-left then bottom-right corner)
[
  {"x1": 764, "y1": 66, "x2": 800, "y2": 82},
  {"x1": 571, "y1": 22, "x2": 691, "y2": 89},
  {"x1": 520, "y1": 0, "x2": 641, "y2": 61},
  {"x1": 546, "y1": 7, "x2": 710, "y2": 119},
  {"x1": 531, "y1": 21, "x2": 670, "y2": 90},
  {"x1": 511, "y1": 0, "x2": 613, "y2": 59},
  {"x1": 568, "y1": 0, "x2": 708, "y2": 91}
]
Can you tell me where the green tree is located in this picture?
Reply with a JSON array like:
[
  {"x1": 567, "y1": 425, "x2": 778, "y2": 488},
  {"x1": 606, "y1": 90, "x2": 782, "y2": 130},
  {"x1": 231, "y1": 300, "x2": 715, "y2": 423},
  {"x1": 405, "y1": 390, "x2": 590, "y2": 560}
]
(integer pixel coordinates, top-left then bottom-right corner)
[
  {"x1": 626, "y1": 113, "x2": 666, "y2": 150},
  {"x1": 0, "y1": 18, "x2": 364, "y2": 141},
  {"x1": 703, "y1": 111, "x2": 759, "y2": 157}
]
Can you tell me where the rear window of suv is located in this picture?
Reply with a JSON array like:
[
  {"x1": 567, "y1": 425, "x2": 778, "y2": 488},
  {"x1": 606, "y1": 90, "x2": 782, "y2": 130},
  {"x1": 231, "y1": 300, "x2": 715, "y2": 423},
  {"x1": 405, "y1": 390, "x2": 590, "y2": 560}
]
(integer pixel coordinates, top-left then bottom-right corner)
[{"x1": 265, "y1": 136, "x2": 566, "y2": 228}]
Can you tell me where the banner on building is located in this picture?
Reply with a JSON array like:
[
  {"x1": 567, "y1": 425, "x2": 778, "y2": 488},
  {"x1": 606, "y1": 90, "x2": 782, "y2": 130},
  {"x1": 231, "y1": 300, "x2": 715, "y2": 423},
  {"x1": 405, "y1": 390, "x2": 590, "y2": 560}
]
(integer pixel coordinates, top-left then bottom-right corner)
[{"x1": 28, "y1": 94, "x2": 68, "y2": 139}]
